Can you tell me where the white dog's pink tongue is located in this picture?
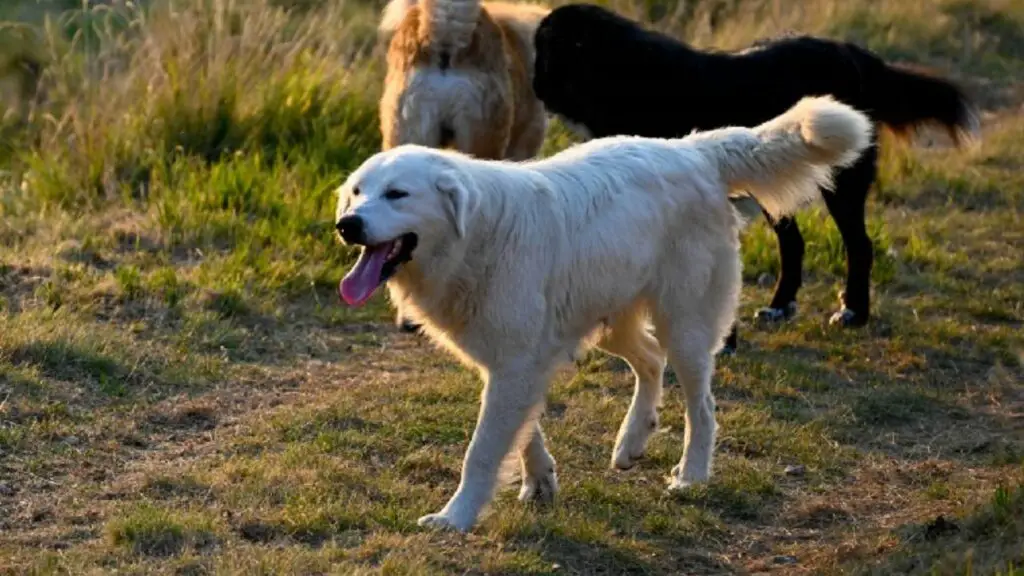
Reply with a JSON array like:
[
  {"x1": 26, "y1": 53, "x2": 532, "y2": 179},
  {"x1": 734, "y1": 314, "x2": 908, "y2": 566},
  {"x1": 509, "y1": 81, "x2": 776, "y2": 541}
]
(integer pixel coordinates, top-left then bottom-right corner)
[{"x1": 339, "y1": 243, "x2": 392, "y2": 307}]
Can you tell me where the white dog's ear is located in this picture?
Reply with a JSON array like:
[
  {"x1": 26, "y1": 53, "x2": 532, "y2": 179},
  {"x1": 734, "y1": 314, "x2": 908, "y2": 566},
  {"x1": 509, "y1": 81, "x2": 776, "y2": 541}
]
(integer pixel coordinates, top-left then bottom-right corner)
[{"x1": 436, "y1": 169, "x2": 474, "y2": 238}]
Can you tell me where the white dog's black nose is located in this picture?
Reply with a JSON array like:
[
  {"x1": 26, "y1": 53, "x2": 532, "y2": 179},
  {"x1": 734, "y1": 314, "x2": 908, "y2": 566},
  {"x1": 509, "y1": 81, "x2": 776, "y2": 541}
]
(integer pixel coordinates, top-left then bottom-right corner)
[{"x1": 336, "y1": 215, "x2": 366, "y2": 245}]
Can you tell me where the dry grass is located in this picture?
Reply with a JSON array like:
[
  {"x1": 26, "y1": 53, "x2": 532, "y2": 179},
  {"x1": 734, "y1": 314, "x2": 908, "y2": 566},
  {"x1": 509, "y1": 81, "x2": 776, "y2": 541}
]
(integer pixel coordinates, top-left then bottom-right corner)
[{"x1": 1, "y1": 0, "x2": 1022, "y2": 574}]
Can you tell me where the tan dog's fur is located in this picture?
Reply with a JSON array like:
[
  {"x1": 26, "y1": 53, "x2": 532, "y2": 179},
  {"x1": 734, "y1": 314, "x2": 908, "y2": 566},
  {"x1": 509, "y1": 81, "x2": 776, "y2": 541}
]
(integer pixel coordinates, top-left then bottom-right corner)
[{"x1": 379, "y1": 0, "x2": 549, "y2": 160}]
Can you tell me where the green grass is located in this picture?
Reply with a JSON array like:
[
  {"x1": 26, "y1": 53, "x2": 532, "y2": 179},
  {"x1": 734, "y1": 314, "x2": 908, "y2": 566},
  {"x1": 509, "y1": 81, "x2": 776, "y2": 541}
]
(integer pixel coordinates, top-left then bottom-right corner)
[
  {"x1": 105, "y1": 502, "x2": 219, "y2": 557},
  {"x1": 1, "y1": 0, "x2": 1023, "y2": 574}
]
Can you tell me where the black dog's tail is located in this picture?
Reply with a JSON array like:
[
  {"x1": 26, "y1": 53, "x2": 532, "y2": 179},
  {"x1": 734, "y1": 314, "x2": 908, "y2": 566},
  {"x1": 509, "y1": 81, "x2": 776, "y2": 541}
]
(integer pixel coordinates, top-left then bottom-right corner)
[{"x1": 854, "y1": 46, "x2": 980, "y2": 145}]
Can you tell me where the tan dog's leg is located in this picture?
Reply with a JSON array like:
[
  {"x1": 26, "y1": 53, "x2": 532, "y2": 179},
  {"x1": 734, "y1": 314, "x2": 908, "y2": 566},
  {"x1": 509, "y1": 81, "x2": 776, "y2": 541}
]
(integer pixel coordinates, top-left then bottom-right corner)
[
  {"x1": 506, "y1": 110, "x2": 548, "y2": 160},
  {"x1": 454, "y1": 118, "x2": 511, "y2": 160},
  {"x1": 379, "y1": 78, "x2": 404, "y2": 151},
  {"x1": 451, "y1": 79, "x2": 513, "y2": 159},
  {"x1": 379, "y1": 75, "x2": 445, "y2": 150}
]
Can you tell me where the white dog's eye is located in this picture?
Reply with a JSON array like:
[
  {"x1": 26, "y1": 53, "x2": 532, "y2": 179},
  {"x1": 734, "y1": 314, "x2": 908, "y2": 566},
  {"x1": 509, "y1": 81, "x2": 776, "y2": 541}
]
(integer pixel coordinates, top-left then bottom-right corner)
[{"x1": 384, "y1": 189, "x2": 409, "y2": 200}]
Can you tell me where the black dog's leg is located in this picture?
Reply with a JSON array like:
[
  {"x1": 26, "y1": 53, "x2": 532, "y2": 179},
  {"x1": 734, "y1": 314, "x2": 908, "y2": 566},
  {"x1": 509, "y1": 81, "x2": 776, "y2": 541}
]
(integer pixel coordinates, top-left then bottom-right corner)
[
  {"x1": 717, "y1": 325, "x2": 739, "y2": 357},
  {"x1": 823, "y1": 145, "x2": 877, "y2": 327},
  {"x1": 754, "y1": 214, "x2": 803, "y2": 323}
]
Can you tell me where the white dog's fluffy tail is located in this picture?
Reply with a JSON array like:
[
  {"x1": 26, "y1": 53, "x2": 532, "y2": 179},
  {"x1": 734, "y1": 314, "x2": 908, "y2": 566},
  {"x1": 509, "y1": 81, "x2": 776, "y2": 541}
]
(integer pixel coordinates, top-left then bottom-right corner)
[
  {"x1": 379, "y1": 0, "x2": 480, "y2": 54},
  {"x1": 698, "y1": 96, "x2": 874, "y2": 220}
]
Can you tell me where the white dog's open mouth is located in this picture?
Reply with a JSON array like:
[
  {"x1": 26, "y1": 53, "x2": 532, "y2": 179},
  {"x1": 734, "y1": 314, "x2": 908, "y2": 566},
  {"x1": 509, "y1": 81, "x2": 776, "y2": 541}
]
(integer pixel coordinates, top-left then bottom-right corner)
[{"x1": 339, "y1": 233, "x2": 418, "y2": 307}]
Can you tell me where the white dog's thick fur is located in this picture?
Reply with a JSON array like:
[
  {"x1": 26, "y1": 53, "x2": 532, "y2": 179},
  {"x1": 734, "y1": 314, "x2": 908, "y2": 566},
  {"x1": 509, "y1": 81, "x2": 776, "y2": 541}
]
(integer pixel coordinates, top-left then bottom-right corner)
[{"x1": 335, "y1": 96, "x2": 872, "y2": 532}]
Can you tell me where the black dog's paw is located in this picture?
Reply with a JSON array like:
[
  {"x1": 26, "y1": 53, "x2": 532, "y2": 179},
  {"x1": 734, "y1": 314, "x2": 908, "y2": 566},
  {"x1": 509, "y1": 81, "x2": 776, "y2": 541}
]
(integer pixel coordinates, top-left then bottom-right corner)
[
  {"x1": 828, "y1": 308, "x2": 868, "y2": 328},
  {"x1": 753, "y1": 301, "x2": 797, "y2": 324},
  {"x1": 829, "y1": 291, "x2": 869, "y2": 328}
]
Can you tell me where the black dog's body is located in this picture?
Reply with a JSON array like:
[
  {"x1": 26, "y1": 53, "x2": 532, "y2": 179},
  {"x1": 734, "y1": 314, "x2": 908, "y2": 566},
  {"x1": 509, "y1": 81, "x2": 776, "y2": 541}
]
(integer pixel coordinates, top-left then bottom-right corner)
[{"x1": 533, "y1": 4, "x2": 977, "y2": 351}]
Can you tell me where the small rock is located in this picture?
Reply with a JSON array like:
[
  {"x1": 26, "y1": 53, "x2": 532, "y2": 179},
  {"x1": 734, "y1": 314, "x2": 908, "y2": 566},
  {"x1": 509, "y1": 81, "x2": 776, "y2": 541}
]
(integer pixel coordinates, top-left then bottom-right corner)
[
  {"x1": 63, "y1": 435, "x2": 80, "y2": 446},
  {"x1": 784, "y1": 464, "x2": 806, "y2": 477},
  {"x1": 551, "y1": 564, "x2": 562, "y2": 571},
  {"x1": 772, "y1": 555, "x2": 798, "y2": 565},
  {"x1": 757, "y1": 273, "x2": 776, "y2": 289},
  {"x1": 0, "y1": 483, "x2": 14, "y2": 496}
]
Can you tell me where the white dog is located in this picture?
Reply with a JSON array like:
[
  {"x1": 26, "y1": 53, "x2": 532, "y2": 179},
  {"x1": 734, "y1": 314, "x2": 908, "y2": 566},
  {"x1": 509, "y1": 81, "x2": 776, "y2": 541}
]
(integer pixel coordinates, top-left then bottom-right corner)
[{"x1": 334, "y1": 96, "x2": 872, "y2": 532}]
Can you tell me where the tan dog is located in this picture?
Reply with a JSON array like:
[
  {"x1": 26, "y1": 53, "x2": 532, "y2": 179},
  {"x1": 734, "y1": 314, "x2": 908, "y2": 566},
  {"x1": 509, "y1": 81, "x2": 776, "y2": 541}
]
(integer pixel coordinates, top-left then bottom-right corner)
[
  {"x1": 378, "y1": 0, "x2": 549, "y2": 159},
  {"x1": 378, "y1": 0, "x2": 550, "y2": 330}
]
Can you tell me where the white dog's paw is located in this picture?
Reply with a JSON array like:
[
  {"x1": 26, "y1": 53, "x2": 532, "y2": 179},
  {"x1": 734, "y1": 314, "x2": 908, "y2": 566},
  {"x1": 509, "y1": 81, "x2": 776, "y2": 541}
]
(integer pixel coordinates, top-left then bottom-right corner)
[
  {"x1": 612, "y1": 442, "x2": 647, "y2": 471},
  {"x1": 612, "y1": 412, "x2": 658, "y2": 470},
  {"x1": 666, "y1": 464, "x2": 709, "y2": 493},
  {"x1": 518, "y1": 468, "x2": 558, "y2": 504},
  {"x1": 666, "y1": 476, "x2": 695, "y2": 493},
  {"x1": 417, "y1": 512, "x2": 472, "y2": 532}
]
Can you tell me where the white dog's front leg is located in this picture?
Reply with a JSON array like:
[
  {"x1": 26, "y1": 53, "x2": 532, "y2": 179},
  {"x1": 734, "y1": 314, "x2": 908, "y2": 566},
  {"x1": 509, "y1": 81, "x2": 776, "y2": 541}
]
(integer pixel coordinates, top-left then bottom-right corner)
[{"x1": 418, "y1": 368, "x2": 546, "y2": 532}]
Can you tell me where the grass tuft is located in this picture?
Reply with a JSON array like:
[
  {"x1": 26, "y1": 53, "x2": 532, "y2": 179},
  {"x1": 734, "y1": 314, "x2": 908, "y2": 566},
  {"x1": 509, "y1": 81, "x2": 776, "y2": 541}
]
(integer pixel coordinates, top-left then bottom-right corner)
[{"x1": 105, "y1": 503, "x2": 218, "y2": 557}]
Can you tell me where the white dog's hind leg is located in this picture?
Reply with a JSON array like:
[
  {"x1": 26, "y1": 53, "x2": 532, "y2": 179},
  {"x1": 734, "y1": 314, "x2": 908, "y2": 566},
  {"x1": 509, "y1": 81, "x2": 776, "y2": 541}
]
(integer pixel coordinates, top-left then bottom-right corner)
[
  {"x1": 517, "y1": 420, "x2": 558, "y2": 503},
  {"x1": 418, "y1": 365, "x2": 549, "y2": 532},
  {"x1": 599, "y1": 310, "x2": 667, "y2": 470},
  {"x1": 657, "y1": 323, "x2": 717, "y2": 491}
]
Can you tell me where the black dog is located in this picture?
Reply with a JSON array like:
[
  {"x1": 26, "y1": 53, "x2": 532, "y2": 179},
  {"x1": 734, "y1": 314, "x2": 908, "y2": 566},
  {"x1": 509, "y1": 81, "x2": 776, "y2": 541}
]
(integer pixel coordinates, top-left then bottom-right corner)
[{"x1": 532, "y1": 3, "x2": 978, "y2": 353}]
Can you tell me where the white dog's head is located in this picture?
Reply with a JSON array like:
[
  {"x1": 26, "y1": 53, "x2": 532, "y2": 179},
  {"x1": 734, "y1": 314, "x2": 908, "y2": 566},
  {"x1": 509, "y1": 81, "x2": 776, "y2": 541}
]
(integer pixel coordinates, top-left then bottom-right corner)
[{"x1": 334, "y1": 145, "x2": 477, "y2": 307}]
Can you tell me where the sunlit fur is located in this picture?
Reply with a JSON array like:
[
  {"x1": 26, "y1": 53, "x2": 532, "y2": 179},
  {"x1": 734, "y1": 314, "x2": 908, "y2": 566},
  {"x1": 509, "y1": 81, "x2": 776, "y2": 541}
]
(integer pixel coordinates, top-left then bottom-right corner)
[
  {"x1": 378, "y1": 0, "x2": 549, "y2": 159},
  {"x1": 336, "y1": 96, "x2": 873, "y2": 532}
]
